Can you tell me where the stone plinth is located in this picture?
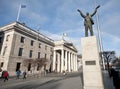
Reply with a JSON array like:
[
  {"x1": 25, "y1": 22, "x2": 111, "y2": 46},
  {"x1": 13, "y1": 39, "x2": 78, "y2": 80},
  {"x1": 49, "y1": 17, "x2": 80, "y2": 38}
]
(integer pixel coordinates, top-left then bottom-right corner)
[{"x1": 81, "y1": 36, "x2": 104, "y2": 89}]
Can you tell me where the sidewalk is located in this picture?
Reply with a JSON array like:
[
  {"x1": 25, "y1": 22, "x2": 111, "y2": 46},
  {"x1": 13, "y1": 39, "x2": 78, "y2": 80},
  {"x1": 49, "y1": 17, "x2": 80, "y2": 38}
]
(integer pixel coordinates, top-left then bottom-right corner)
[
  {"x1": 102, "y1": 70, "x2": 115, "y2": 89},
  {"x1": 0, "y1": 71, "x2": 115, "y2": 89},
  {"x1": 0, "y1": 75, "x2": 57, "y2": 88}
]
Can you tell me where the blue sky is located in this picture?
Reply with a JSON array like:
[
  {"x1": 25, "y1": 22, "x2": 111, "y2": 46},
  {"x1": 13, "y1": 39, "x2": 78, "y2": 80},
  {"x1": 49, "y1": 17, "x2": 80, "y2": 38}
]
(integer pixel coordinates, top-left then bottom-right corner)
[{"x1": 0, "y1": 0, "x2": 120, "y2": 56}]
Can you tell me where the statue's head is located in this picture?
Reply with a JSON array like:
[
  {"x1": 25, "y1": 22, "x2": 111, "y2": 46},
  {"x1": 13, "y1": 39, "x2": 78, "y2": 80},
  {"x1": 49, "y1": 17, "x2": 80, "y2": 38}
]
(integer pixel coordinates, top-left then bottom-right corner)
[{"x1": 86, "y1": 12, "x2": 89, "y2": 16}]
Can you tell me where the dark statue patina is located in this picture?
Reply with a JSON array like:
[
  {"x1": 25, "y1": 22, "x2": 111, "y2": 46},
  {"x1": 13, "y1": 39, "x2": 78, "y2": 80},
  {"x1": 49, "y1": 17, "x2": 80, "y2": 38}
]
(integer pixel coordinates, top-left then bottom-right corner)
[{"x1": 77, "y1": 5, "x2": 100, "y2": 37}]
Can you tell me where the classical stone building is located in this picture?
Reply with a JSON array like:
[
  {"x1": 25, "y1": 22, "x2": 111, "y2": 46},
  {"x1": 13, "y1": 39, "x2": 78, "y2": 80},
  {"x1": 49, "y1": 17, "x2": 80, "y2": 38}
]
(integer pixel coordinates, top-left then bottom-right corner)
[
  {"x1": 0, "y1": 22, "x2": 78, "y2": 76},
  {"x1": 52, "y1": 40, "x2": 78, "y2": 73}
]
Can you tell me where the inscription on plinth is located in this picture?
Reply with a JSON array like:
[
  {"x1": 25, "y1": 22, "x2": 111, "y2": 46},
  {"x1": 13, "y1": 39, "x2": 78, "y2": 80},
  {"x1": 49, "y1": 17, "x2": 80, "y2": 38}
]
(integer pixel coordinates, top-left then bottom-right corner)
[
  {"x1": 81, "y1": 36, "x2": 104, "y2": 89},
  {"x1": 85, "y1": 60, "x2": 96, "y2": 65}
]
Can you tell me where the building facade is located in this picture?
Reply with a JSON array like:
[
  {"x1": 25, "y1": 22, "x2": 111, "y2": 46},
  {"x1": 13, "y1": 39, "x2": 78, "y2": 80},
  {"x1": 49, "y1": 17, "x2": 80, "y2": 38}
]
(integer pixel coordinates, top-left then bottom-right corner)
[
  {"x1": 52, "y1": 40, "x2": 78, "y2": 73},
  {"x1": 0, "y1": 22, "x2": 78, "y2": 76}
]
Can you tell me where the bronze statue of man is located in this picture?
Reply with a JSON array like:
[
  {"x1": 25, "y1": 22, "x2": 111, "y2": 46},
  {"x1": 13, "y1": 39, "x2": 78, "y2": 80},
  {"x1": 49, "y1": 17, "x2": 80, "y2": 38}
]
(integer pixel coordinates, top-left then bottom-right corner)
[{"x1": 77, "y1": 5, "x2": 100, "y2": 37}]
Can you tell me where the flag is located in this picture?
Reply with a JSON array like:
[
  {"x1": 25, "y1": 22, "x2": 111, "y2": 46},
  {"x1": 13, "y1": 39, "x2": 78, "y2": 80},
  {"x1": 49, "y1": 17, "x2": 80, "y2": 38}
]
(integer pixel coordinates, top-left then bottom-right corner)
[
  {"x1": 21, "y1": 5, "x2": 26, "y2": 8},
  {"x1": 16, "y1": 4, "x2": 26, "y2": 21}
]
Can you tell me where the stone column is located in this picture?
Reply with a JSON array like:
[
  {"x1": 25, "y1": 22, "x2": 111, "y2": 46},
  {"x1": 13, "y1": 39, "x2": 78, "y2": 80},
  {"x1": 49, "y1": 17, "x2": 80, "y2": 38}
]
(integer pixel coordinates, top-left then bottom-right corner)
[
  {"x1": 71, "y1": 53, "x2": 73, "y2": 72},
  {"x1": 68, "y1": 51, "x2": 71, "y2": 72},
  {"x1": 65, "y1": 50, "x2": 67, "y2": 71},
  {"x1": 75, "y1": 54, "x2": 78, "y2": 71},
  {"x1": 57, "y1": 53, "x2": 60, "y2": 72},
  {"x1": 70, "y1": 52, "x2": 72, "y2": 72},
  {"x1": 61, "y1": 49, "x2": 64, "y2": 73},
  {"x1": 67, "y1": 52, "x2": 69, "y2": 71},
  {"x1": 74, "y1": 54, "x2": 76, "y2": 71},
  {"x1": 52, "y1": 50, "x2": 56, "y2": 71},
  {"x1": 73, "y1": 53, "x2": 75, "y2": 71}
]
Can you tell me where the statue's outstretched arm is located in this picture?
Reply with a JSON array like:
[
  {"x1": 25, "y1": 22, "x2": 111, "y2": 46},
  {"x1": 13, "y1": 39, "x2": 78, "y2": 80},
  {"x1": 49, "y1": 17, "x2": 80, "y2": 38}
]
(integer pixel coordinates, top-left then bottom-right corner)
[
  {"x1": 77, "y1": 9, "x2": 85, "y2": 18},
  {"x1": 91, "y1": 5, "x2": 100, "y2": 17}
]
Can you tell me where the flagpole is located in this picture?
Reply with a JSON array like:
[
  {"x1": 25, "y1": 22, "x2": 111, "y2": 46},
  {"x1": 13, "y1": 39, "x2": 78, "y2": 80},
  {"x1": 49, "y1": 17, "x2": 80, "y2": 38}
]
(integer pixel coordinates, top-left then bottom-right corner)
[
  {"x1": 94, "y1": 0, "x2": 105, "y2": 70},
  {"x1": 16, "y1": 4, "x2": 21, "y2": 22}
]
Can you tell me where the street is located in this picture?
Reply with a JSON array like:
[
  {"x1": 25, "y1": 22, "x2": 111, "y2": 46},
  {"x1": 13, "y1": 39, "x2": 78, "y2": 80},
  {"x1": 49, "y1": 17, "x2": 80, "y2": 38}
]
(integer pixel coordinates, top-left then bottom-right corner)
[
  {"x1": 0, "y1": 70, "x2": 115, "y2": 89},
  {"x1": 0, "y1": 72, "x2": 83, "y2": 89}
]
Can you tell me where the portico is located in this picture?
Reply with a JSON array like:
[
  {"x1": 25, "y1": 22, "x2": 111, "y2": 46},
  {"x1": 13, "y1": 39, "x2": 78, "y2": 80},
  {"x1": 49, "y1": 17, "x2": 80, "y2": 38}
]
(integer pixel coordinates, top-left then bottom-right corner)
[{"x1": 52, "y1": 40, "x2": 78, "y2": 73}]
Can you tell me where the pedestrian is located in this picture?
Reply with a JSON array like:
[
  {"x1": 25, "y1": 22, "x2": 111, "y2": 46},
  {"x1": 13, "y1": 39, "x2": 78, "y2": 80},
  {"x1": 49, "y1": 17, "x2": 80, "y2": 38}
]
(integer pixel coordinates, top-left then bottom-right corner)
[
  {"x1": 16, "y1": 69, "x2": 21, "y2": 79},
  {"x1": 3, "y1": 71, "x2": 9, "y2": 82},
  {"x1": 23, "y1": 70, "x2": 27, "y2": 79},
  {"x1": 63, "y1": 70, "x2": 66, "y2": 75},
  {"x1": 44, "y1": 69, "x2": 46, "y2": 76}
]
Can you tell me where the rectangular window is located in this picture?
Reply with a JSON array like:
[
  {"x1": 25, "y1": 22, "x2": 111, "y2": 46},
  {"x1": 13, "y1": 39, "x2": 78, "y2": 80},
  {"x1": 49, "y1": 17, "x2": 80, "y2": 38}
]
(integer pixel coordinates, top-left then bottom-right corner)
[
  {"x1": 29, "y1": 50, "x2": 33, "y2": 58},
  {"x1": 31, "y1": 40, "x2": 34, "y2": 46},
  {"x1": 0, "y1": 37, "x2": 2, "y2": 43},
  {"x1": 16, "y1": 62, "x2": 21, "y2": 71},
  {"x1": 20, "y1": 36, "x2": 25, "y2": 43},
  {"x1": 39, "y1": 43, "x2": 41, "y2": 48},
  {"x1": 37, "y1": 64, "x2": 40, "y2": 71},
  {"x1": 3, "y1": 46, "x2": 7, "y2": 56},
  {"x1": 28, "y1": 63, "x2": 31, "y2": 71},
  {"x1": 50, "y1": 47, "x2": 53, "y2": 52},
  {"x1": 18, "y1": 48, "x2": 23, "y2": 56},
  {"x1": 38, "y1": 52, "x2": 40, "y2": 59},
  {"x1": 45, "y1": 54, "x2": 47, "y2": 59},
  {"x1": 45, "y1": 45, "x2": 47, "y2": 50},
  {"x1": 1, "y1": 62, "x2": 4, "y2": 67}
]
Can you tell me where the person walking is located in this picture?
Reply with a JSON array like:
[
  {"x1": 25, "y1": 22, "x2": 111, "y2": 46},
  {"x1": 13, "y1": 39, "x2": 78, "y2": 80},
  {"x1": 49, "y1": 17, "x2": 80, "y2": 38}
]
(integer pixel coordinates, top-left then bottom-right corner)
[
  {"x1": 23, "y1": 70, "x2": 27, "y2": 79},
  {"x1": 3, "y1": 71, "x2": 9, "y2": 82},
  {"x1": 16, "y1": 69, "x2": 21, "y2": 79}
]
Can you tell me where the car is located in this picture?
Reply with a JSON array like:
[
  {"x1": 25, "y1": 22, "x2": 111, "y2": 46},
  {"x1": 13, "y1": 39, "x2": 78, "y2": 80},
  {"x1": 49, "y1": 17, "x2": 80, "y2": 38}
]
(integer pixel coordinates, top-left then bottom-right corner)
[
  {"x1": 115, "y1": 67, "x2": 120, "y2": 72},
  {"x1": 112, "y1": 66, "x2": 120, "y2": 78}
]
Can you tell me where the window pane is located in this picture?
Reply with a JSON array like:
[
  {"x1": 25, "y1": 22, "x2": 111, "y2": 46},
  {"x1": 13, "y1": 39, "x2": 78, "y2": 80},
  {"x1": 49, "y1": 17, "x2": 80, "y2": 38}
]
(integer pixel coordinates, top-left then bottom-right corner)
[
  {"x1": 18, "y1": 48, "x2": 23, "y2": 56},
  {"x1": 0, "y1": 37, "x2": 2, "y2": 43},
  {"x1": 20, "y1": 36, "x2": 25, "y2": 43},
  {"x1": 39, "y1": 43, "x2": 41, "y2": 48},
  {"x1": 31, "y1": 40, "x2": 34, "y2": 46},
  {"x1": 28, "y1": 63, "x2": 31, "y2": 71},
  {"x1": 29, "y1": 50, "x2": 33, "y2": 58},
  {"x1": 45, "y1": 45, "x2": 47, "y2": 50},
  {"x1": 38, "y1": 52, "x2": 40, "y2": 59},
  {"x1": 37, "y1": 64, "x2": 40, "y2": 71},
  {"x1": 1, "y1": 62, "x2": 4, "y2": 67},
  {"x1": 45, "y1": 54, "x2": 47, "y2": 59}
]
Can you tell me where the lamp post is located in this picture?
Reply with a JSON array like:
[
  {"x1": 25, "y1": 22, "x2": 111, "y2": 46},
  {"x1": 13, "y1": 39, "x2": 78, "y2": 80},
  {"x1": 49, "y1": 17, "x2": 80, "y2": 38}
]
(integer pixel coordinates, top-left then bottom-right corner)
[{"x1": 94, "y1": 0, "x2": 105, "y2": 70}]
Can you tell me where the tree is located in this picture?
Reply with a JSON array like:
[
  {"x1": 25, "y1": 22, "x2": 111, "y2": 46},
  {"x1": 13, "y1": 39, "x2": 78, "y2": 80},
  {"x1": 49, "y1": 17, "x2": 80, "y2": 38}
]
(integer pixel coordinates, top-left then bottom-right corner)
[
  {"x1": 112, "y1": 57, "x2": 120, "y2": 67},
  {"x1": 36, "y1": 58, "x2": 48, "y2": 77},
  {"x1": 102, "y1": 51, "x2": 115, "y2": 76},
  {"x1": 23, "y1": 58, "x2": 36, "y2": 77},
  {"x1": 23, "y1": 59, "x2": 33, "y2": 67},
  {"x1": 23, "y1": 58, "x2": 48, "y2": 78}
]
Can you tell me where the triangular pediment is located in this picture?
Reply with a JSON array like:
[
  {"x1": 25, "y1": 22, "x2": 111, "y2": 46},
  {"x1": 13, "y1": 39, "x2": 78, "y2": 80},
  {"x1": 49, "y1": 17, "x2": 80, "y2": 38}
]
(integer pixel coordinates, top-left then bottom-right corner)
[{"x1": 54, "y1": 39, "x2": 77, "y2": 52}]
